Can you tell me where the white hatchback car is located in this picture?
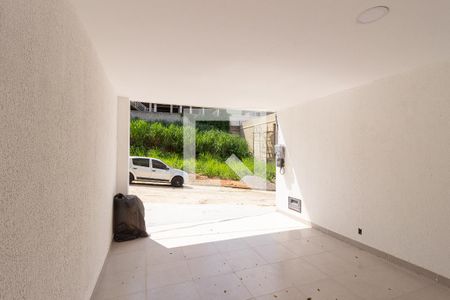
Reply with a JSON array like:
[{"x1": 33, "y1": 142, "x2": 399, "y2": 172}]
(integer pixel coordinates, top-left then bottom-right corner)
[{"x1": 129, "y1": 156, "x2": 187, "y2": 187}]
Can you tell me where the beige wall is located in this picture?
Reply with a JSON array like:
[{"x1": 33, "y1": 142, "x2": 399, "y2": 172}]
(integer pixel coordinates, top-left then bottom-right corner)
[
  {"x1": 0, "y1": 1, "x2": 117, "y2": 299},
  {"x1": 116, "y1": 97, "x2": 130, "y2": 195},
  {"x1": 242, "y1": 114, "x2": 277, "y2": 160},
  {"x1": 276, "y1": 62, "x2": 450, "y2": 278}
]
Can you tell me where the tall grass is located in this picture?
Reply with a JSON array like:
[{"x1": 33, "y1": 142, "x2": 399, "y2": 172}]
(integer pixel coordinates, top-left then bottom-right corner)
[
  {"x1": 130, "y1": 121, "x2": 184, "y2": 153},
  {"x1": 130, "y1": 120, "x2": 250, "y2": 159}
]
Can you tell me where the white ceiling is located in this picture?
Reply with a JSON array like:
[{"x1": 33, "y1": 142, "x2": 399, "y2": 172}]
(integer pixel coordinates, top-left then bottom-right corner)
[{"x1": 70, "y1": 0, "x2": 450, "y2": 111}]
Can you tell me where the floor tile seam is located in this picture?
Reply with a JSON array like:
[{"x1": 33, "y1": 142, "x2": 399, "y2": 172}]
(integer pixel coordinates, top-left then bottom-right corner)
[
  {"x1": 231, "y1": 271, "x2": 255, "y2": 299},
  {"x1": 388, "y1": 284, "x2": 446, "y2": 300},
  {"x1": 183, "y1": 250, "x2": 228, "y2": 262},
  {"x1": 249, "y1": 242, "x2": 297, "y2": 257},
  {"x1": 232, "y1": 269, "x2": 283, "y2": 299},
  {"x1": 256, "y1": 286, "x2": 308, "y2": 299},
  {"x1": 95, "y1": 280, "x2": 147, "y2": 300},
  {"x1": 97, "y1": 268, "x2": 147, "y2": 288},
  {"x1": 146, "y1": 278, "x2": 196, "y2": 294},
  {"x1": 224, "y1": 247, "x2": 270, "y2": 263},
  {"x1": 294, "y1": 276, "x2": 366, "y2": 300}
]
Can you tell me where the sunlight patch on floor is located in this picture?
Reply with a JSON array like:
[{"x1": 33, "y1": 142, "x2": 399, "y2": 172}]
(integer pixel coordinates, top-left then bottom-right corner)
[{"x1": 148, "y1": 211, "x2": 310, "y2": 248}]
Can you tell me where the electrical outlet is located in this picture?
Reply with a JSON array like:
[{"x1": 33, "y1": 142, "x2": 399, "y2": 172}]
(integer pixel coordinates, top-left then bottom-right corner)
[
  {"x1": 288, "y1": 196, "x2": 301, "y2": 213},
  {"x1": 358, "y1": 228, "x2": 363, "y2": 235}
]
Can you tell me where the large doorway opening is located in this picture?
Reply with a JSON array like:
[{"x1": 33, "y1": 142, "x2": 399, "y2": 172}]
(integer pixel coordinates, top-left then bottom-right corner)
[{"x1": 127, "y1": 101, "x2": 295, "y2": 246}]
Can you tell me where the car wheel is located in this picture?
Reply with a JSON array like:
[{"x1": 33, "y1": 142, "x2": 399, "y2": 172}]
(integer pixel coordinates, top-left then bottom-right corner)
[
  {"x1": 171, "y1": 176, "x2": 184, "y2": 187},
  {"x1": 129, "y1": 173, "x2": 134, "y2": 184}
]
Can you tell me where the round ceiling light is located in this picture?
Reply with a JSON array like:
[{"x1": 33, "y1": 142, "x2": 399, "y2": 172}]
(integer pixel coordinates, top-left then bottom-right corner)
[{"x1": 357, "y1": 6, "x2": 389, "y2": 24}]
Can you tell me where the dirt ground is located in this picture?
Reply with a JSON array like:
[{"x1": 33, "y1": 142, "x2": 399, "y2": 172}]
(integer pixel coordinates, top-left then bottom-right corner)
[
  {"x1": 129, "y1": 181, "x2": 276, "y2": 206},
  {"x1": 192, "y1": 175, "x2": 276, "y2": 191}
]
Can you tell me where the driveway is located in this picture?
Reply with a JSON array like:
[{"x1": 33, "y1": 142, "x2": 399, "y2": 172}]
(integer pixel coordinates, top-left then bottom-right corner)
[
  {"x1": 129, "y1": 182, "x2": 276, "y2": 228},
  {"x1": 129, "y1": 182, "x2": 275, "y2": 206}
]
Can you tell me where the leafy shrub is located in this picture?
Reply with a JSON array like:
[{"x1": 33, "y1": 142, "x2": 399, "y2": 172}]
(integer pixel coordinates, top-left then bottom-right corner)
[
  {"x1": 196, "y1": 129, "x2": 249, "y2": 159},
  {"x1": 130, "y1": 119, "x2": 151, "y2": 148},
  {"x1": 197, "y1": 121, "x2": 230, "y2": 132}
]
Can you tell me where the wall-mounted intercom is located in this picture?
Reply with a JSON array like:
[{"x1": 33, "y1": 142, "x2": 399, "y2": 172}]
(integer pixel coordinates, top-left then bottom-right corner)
[{"x1": 274, "y1": 144, "x2": 285, "y2": 174}]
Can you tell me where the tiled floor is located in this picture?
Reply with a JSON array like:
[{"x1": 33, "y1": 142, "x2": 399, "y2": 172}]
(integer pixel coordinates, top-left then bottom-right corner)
[{"x1": 92, "y1": 210, "x2": 450, "y2": 300}]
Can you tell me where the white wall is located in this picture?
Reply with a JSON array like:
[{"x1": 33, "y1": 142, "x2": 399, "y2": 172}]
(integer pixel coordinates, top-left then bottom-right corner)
[
  {"x1": 116, "y1": 96, "x2": 130, "y2": 194},
  {"x1": 277, "y1": 62, "x2": 450, "y2": 278},
  {"x1": 0, "y1": 1, "x2": 117, "y2": 299}
]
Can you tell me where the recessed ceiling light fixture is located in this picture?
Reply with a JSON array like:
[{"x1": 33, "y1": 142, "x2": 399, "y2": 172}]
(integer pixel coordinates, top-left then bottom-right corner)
[{"x1": 357, "y1": 6, "x2": 389, "y2": 24}]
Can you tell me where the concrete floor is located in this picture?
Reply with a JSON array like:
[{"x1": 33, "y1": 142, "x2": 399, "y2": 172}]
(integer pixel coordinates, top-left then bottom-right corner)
[
  {"x1": 129, "y1": 182, "x2": 276, "y2": 206},
  {"x1": 129, "y1": 183, "x2": 276, "y2": 232},
  {"x1": 92, "y1": 184, "x2": 450, "y2": 300}
]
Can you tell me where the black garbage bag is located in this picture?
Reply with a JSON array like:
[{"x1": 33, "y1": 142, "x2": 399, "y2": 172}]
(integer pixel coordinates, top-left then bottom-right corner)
[{"x1": 113, "y1": 193, "x2": 149, "y2": 242}]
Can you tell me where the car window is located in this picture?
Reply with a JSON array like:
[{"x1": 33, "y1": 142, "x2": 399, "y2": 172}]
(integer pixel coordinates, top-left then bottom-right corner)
[
  {"x1": 152, "y1": 159, "x2": 167, "y2": 170},
  {"x1": 132, "y1": 158, "x2": 149, "y2": 167}
]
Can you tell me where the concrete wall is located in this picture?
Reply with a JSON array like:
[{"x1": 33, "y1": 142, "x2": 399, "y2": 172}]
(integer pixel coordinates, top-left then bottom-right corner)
[
  {"x1": 0, "y1": 1, "x2": 117, "y2": 299},
  {"x1": 276, "y1": 62, "x2": 450, "y2": 278},
  {"x1": 117, "y1": 97, "x2": 130, "y2": 195},
  {"x1": 242, "y1": 114, "x2": 277, "y2": 160},
  {"x1": 131, "y1": 110, "x2": 183, "y2": 123}
]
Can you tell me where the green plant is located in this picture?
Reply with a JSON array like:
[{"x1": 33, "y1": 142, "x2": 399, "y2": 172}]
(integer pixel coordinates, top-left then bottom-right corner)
[
  {"x1": 195, "y1": 129, "x2": 250, "y2": 160},
  {"x1": 130, "y1": 119, "x2": 151, "y2": 148},
  {"x1": 130, "y1": 120, "x2": 250, "y2": 159},
  {"x1": 196, "y1": 120, "x2": 230, "y2": 132}
]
